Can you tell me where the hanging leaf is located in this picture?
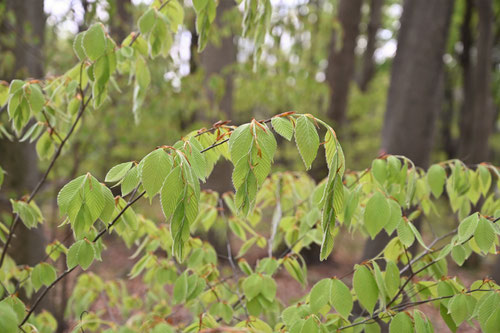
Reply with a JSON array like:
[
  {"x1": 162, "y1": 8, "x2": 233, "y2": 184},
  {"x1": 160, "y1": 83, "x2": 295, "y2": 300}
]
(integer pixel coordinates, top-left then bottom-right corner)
[
  {"x1": 294, "y1": 116, "x2": 319, "y2": 170},
  {"x1": 364, "y1": 192, "x2": 390, "y2": 239}
]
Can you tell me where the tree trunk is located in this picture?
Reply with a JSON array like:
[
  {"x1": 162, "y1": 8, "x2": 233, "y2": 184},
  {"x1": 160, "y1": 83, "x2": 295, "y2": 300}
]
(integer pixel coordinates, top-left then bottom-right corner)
[
  {"x1": 109, "y1": 0, "x2": 133, "y2": 43},
  {"x1": 357, "y1": 0, "x2": 384, "y2": 92},
  {"x1": 0, "y1": 0, "x2": 52, "y2": 320},
  {"x1": 199, "y1": 1, "x2": 237, "y2": 121},
  {"x1": 325, "y1": 0, "x2": 363, "y2": 127},
  {"x1": 0, "y1": 0, "x2": 46, "y2": 266},
  {"x1": 362, "y1": 0, "x2": 454, "y2": 261},
  {"x1": 380, "y1": 0, "x2": 454, "y2": 168},
  {"x1": 457, "y1": 0, "x2": 494, "y2": 163}
]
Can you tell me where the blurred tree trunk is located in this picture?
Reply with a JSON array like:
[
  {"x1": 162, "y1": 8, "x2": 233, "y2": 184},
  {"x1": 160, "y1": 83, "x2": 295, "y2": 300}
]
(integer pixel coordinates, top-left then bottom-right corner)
[
  {"x1": 357, "y1": 0, "x2": 383, "y2": 92},
  {"x1": 362, "y1": 0, "x2": 454, "y2": 260},
  {"x1": 109, "y1": 0, "x2": 133, "y2": 43},
  {"x1": 197, "y1": 2, "x2": 237, "y2": 254},
  {"x1": 0, "y1": 0, "x2": 53, "y2": 321},
  {"x1": 0, "y1": 0, "x2": 46, "y2": 266},
  {"x1": 457, "y1": 0, "x2": 494, "y2": 163},
  {"x1": 325, "y1": 0, "x2": 363, "y2": 127},
  {"x1": 199, "y1": 0, "x2": 237, "y2": 121}
]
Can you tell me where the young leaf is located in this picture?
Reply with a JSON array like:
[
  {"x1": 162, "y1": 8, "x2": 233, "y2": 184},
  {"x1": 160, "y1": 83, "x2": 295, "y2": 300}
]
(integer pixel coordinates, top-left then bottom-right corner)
[
  {"x1": 448, "y1": 294, "x2": 469, "y2": 325},
  {"x1": 105, "y1": 162, "x2": 133, "y2": 183},
  {"x1": 82, "y1": 23, "x2": 107, "y2": 61},
  {"x1": 31, "y1": 263, "x2": 57, "y2": 291},
  {"x1": 261, "y1": 275, "x2": 277, "y2": 302},
  {"x1": 160, "y1": 166, "x2": 184, "y2": 219},
  {"x1": 0, "y1": 302, "x2": 18, "y2": 333},
  {"x1": 271, "y1": 116, "x2": 293, "y2": 141},
  {"x1": 457, "y1": 213, "x2": 479, "y2": 242},
  {"x1": 138, "y1": 8, "x2": 156, "y2": 34},
  {"x1": 353, "y1": 265, "x2": 379, "y2": 314},
  {"x1": 309, "y1": 278, "x2": 331, "y2": 313},
  {"x1": 173, "y1": 271, "x2": 188, "y2": 304},
  {"x1": 242, "y1": 274, "x2": 262, "y2": 301},
  {"x1": 364, "y1": 192, "x2": 390, "y2": 239},
  {"x1": 389, "y1": 312, "x2": 413, "y2": 333},
  {"x1": 295, "y1": 116, "x2": 319, "y2": 170},
  {"x1": 474, "y1": 217, "x2": 495, "y2": 253},
  {"x1": 67, "y1": 239, "x2": 95, "y2": 270},
  {"x1": 427, "y1": 164, "x2": 446, "y2": 198},
  {"x1": 141, "y1": 149, "x2": 172, "y2": 199},
  {"x1": 228, "y1": 124, "x2": 253, "y2": 163},
  {"x1": 330, "y1": 278, "x2": 353, "y2": 318}
]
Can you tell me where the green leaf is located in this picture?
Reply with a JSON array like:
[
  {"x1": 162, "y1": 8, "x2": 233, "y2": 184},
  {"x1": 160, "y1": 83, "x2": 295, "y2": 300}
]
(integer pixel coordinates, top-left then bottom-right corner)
[
  {"x1": 163, "y1": 0, "x2": 184, "y2": 32},
  {"x1": 141, "y1": 149, "x2": 173, "y2": 199},
  {"x1": 261, "y1": 275, "x2": 277, "y2": 302},
  {"x1": 384, "y1": 261, "x2": 400, "y2": 298},
  {"x1": 385, "y1": 199, "x2": 402, "y2": 235},
  {"x1": 283, "y1": 256, "x2": 307, "y2": 287},
  {"x1": 67, "y1": 239, "x2": 95, "y2": 270},
  {"x1": 83, "y1": 23, "x2": 107, "y2": 61},
  {"x1": 457, "y1": 213, "x2": 479, "y2": 242},
  {"x1": 451, "y1": 245, "x2": 467, "y2": 266},
  {"x1": 173, "y1": 271, "x2": 188, "y2": 304},
  {"x1": 160, "y1": 166, "x2": 184, "y2": 219},
  {"x1": 105, "y1": 162, "x2": 133, "y2": 183},
  {"x1": 474, "y1": 217, "x2": 495, "y2": 253},
  {"x1": 25, "y1": 83, "x2": 45, "y2": 114},
  {"x1": 138, "y1": 8, "x2": 156, "y2": 34},
  {"x1": 330, "y1": 278, "x2": 353, "y2": 318},
  {"x1": 389, "y1": 312, "x2": 413, "y2": 333},
  {"x1": 364, "y1": 192, "x2": 390, "y2": 239},
  {"x1": 295, "y1": 116, "x2": 319, "y2": 170},
  {"x1": 229, "y1": 124, "x2": 253, "y2": 163},
  {"x1": 0, "y1": 302, "x2": 18, "y2": 333},
  {"x1": 397, "y1": 219, "x2": 415, "y2": 248},
  {"x1": 121, "y1": 166, "x2": 140, "y2": 196},
  {"x1": 448, "y1": 294, "x2": 469, "y2": 325},
  {"x1": 427, "y1": 164, "x2": 446, "y2": 198},
  {"x1": 73, "y1": 32, "x2": 86, "y2": 60},
  {"x1": 243, "y1": 274, "x2": 262, "y2": 301},
  {"x1": 478, "y1": 292, "x2": 500, "y2": 331},
  {"x1": 484, "y1": 308, "x2": 500, "y2": 333},
  {"x1": 309, "y1": 278, "x2": 331, "y2": 313},
  {"x1": 413, "y1": 311, "x2": 431, "y2": 333},
  {"x1": 271, "y1": 117, "x2": 293, "y2": 141},
  {"x1": 58, "y1": 175, "x2": 86, "y2": 214},
  {"x1": 193, "y1": 0, "x2": 209, "y2": 12},
  {"x1": 371, "y1": 159, "x2": 387, "y2": 185},
  {"x1": 36, "y1": 131, "x2": 55, "y2": 160},
  {"x1": 353, "y1": 265, "x2": 379, "y2": 314},
  {"x1": 31, "y1": 263, "x2": 57, "y2": 291}
]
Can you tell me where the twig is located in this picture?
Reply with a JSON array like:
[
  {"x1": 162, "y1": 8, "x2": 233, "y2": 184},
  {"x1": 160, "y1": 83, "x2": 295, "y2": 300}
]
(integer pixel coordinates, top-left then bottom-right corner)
[
  {"x1": 0, "y1": 68, "x2": 91, "y2": 270},
  {"x1": 19, "y1": 192, "x2": 145, "y2": 326},
  {"x1": 268, "y1": 177, "x2": 282, "y2": 258}
]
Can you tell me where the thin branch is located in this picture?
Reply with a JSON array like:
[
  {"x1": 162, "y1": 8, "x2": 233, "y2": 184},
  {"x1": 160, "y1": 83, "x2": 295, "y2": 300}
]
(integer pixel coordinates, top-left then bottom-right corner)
[
  {"x1": 338, "y1": 288, "x2": 494, "y2": 331},
  {"x1": 19, "y1": 191, "x2": 145, "y2": 326},
  {"x1": 0, "y1": 78, "x2": 91, "y2": 270}
]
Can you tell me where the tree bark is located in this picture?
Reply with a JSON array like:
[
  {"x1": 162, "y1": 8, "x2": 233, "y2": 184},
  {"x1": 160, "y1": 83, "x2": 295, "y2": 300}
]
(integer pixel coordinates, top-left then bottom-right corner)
[
  {"x1": 325, "y1": 0, "x2": 363, "y2": 127},
  {"x1": 0, "y1": 0, "x2": 46, "y2": 266},
  {"x1": 362, "y1": 0, "x2": 454, "y2": 261},
  {"x1": 109, "y1": 0, "x2": 133, "y2": 43},
  {"x1": 457, "y1": 0, "x2": 495, "y2": 163},
  {"x1": 380, "y1": 0, "x2": 454, "y2": 168},
  {"x1": 199, "y1": 0, "x2": 237, "y2": 120},
  {"x1": 0, "y1": 0, "x2": 53, "y2": 320},
  {"x1": 357, "y1": 0, "x2": 384, "y2": 92}
]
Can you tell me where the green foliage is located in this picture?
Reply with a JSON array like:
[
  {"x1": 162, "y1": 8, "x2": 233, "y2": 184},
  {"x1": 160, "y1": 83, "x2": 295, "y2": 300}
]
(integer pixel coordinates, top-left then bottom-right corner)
[{"x1": 0, "y1": 2, "x2": 499, "y2": 332}]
